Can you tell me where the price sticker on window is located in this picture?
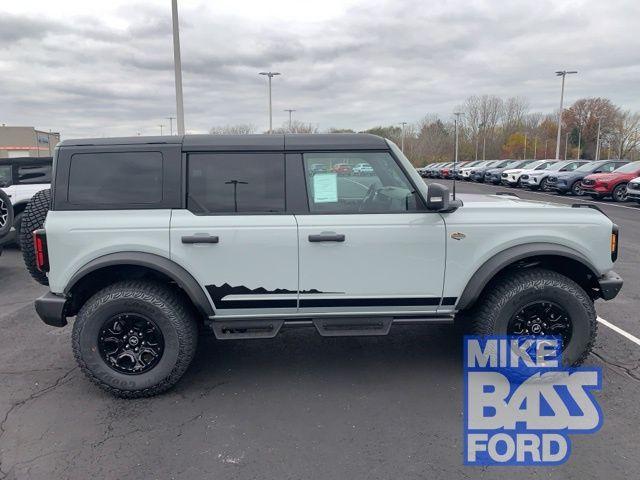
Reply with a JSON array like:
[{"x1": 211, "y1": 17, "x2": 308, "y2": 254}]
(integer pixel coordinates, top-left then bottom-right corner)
[{"x1": 313, "y1": 173, "x2": 338, "y2": 203}]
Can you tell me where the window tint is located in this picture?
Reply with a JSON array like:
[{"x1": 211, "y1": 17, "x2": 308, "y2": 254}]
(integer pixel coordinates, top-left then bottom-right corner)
[
  {"x1": 598, "y1": 162, "x2": 619, "y2": 173},
  {"x1": 18, "y1": 164, "x2": 52, "y2": 184},
  {"x1": 613, "y1": 161, "x2": 640, "y2": 173},
  {"x1": 68, "y1": 152, "x2": 163, "y2": 205},
  {"x1": 303, "y1": 152, "x2": 416, "y2": 213},
  {"x1": 188, "y1": 153, "x2": 285, "y2": 214},
  {"x1": 0, "y1": 166, "x2": 11, "y2": 187}
]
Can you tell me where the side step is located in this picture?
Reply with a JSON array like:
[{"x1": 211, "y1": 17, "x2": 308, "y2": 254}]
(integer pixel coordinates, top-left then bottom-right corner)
[
  {"x1": 210, "y1": 319, "x2": 284, "y2": 340},
  {"x1": 313, "y1": 317, "x2": 393, "y2": 337}
]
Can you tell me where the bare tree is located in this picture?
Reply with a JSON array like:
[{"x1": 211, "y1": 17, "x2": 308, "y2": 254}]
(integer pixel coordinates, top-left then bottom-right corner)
[
  {"x1": 611, "y1": 111, "x2": 640, "y2": 159},
  {"x1": 273, "y1": 120, "x2": 319, "y2": 134},
  {"x1": 209, "y1": 124, "x2": 256, "y2": 135}
]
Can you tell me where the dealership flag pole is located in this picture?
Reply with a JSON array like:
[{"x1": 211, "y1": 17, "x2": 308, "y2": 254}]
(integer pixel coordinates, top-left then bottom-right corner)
[{"x1": 172, "y1": 0, "x2": 185, "y2": 135}]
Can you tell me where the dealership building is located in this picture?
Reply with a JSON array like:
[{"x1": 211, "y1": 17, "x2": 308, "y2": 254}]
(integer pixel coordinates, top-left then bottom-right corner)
[{"x1": 0, "y1": 126, "x2": 60, "y2": 158}]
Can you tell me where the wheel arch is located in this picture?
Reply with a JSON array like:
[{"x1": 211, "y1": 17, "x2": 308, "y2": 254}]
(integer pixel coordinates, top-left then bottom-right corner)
[
  {"x1": 64, "y1": 252, "x2": 214, "y2": 318},
  {"x1": 456, "y1": 243, "x2": 600, "y2": 311}
]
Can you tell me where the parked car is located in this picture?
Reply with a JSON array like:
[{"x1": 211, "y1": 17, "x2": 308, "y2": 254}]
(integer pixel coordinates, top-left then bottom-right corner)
[
  {"x1": 0, "y1": 157, "x2": 52, "y2": 246},
  {"x1": 28, "y1": 133, "x2": 622, "y2": 397},
  {"x1": 461, "y1": 160, "x2": 494, "y2": 180},
  {"x1": 432, "y1": 162, "x2": 453, "y2": 178},
  {"x1": 332, "y1": 163, "x2": 353, "y2": 175},
  {"x1": 484, "y1": 160, "x2": 535, "y2": 185},
  {"x1": 626, "y1": 177, "x2": 640, "y2": 204},
  {"x1": 417, "y1": 163, "x2": 437, "y2": 178},
  {"x1": 547, "y1": 160, "x2": 629, "y2": 196},
  {"x1": 469, "y1": 160, "x2": 502, "y2": 182},
  {"x1": 581, "y1": 161, "x2": 640, "y2": 201},
  {"x1": 501, "y1": 159, "x2": 557, "y2": 187},
  {"x1": 309, "y1": 163, "x2": 328, "y2": 175},
  {"x1": 453, "y1": 161, "x2": 482, "y2": 179},
  {"x1": 521, "y1": 160, "x2": 590, "y2": 191},
  {"x1": 352, "y1": 162, "x2": 374, "y2": 176}
]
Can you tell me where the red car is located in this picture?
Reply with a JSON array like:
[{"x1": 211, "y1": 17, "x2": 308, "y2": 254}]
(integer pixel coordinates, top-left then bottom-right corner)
[
  {"x1": 332, "y1": 163, "x2": 353, "y2": 175},
  {"x1": 581, "y1": 161, "x2": 640, "y2": 201}
]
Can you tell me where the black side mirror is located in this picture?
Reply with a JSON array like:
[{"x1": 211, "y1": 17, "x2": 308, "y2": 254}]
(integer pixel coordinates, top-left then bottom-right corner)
[{"x1": 426, "y1": 183, "x2": 448, "y2": 211}]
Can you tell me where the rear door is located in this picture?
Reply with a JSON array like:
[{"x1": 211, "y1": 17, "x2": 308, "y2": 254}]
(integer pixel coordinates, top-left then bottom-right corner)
[
  {"x1": 295, "y1": 150, "x2": 447, "y2": 315},
  {"x1": 170, "y1": 152, "x2": 299, "y2": 317}
]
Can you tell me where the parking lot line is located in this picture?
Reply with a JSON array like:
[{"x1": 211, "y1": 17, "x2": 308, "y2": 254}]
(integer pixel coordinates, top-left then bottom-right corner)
[{"x1": 597, "y1": 316, "x2": 640, "y2": 347}]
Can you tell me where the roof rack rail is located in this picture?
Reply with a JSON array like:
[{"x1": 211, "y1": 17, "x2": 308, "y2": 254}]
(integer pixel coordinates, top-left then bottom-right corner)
[
  {"x1": 572, "y1": 203, "x2": 608, "y2": 217},
  {"x1": 494, "y1": 191, "x2": 519, "y2": 198}
]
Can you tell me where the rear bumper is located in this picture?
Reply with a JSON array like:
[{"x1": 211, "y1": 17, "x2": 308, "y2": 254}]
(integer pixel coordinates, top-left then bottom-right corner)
[
  {"x1": 598, "y1": 271, "x2": 623, "y2": 301},
  {"x1": 35, "y1": 292, "x2": 68, "y2": 327}
]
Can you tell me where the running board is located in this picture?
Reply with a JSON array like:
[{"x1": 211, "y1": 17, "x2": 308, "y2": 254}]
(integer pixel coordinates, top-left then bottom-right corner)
[
  {"x1": 313, "y1": 317, "x2": 393, "y2": 336},
  {"x1": 210, "y1": 319, "x2": 284, "y2": 339}
]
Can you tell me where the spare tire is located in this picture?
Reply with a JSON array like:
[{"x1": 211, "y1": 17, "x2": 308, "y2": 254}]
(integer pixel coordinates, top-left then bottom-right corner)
[
  {"x1": 20, "y1": 189, "x2": 51, "y2": 286},
  {"x1": 0, "y1": 189, "x2": 14, "y2": 239}
]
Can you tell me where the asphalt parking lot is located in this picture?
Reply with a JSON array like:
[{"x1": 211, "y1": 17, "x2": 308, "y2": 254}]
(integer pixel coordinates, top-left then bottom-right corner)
[{"x1": 1, "y1": 181, "x2": 639, "y2": 479}]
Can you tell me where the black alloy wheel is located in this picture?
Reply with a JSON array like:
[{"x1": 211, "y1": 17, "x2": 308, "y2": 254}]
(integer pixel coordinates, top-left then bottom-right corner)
[{"x1": 507, "y1": 301, "x2": 573, "y2": 350}]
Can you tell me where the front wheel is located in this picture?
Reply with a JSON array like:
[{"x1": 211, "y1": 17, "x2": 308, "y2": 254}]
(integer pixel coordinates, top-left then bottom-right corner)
[
  {"x1": 540, "y1": 178, "x2": 550, "y2": 191},
  {"x1": 612, "y1": 183, "x2": 628, "y2": 202},
  {"x1": 72, "y1": 281, "x2": 198, "y2": 398},
  {"x1": 571, "y1": 181, "x2": 584, "y2": 196},
  {"x1": 467, "y1": 268, "x2": 596, "y2": 366}
]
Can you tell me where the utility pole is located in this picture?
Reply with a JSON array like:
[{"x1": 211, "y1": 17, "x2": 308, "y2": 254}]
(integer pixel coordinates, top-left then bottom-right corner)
[
  {"x1": 453, "y1": 112, "x2": 464, "y2": 200},
  {"x1": 166, "y1": 116, "x2": 176, "y2": 135},
  {"x1": 400, "y1": 122, "x2": 407, "y2": 152},
  {"x1": 171, "y1": 0, "x2": 185, "y2": 135},
  {"x1": 595, "y1": 118, "x2": 602, "y2": 161},
  {"x1": 284, "y1": 109, "x2": 296, "y2": 132},
  {"x1": 554, "y1": 70, "x2": 577, "y2": 159},
  {"x1": 259, "y1": 72, "x2": 281, "y2": 133}
]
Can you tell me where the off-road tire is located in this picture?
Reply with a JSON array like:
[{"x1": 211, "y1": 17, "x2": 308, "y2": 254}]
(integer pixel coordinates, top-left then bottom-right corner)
[
  {"x1": 72, "y1": 280, "x2": 198, "y2": 398},
  {"x1": 0, "y1": 189, "x2": 14, "y2": 238},
  {"x1": 612, "y1": 183, "x2": 628, "y2": 202},
  {"x1": 467, "y1": 268, "x2": 597, "y2": 366},
  {"x1": 20, "y1": 189, "x2": 51, "y2": 285}
]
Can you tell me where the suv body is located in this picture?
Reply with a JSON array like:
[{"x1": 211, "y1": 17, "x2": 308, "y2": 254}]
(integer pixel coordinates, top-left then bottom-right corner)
[
  {"x1": 469, "y1": 160, "x2": 507, "y2": 182},
  {"x1": 581, "y1": 161, "x2": 640, "y2": 201},
  {"x1": 547, "y1": 160, "x2": 629, "y2": 195},
  {"x1": 484, "y1": 160, "x2": 534, "y2": 184},
  {"x1": 501, "y1": 159, "x2": 556, "y2": 186},
  {"x1": 627, "y1": 177, "x2": 640, "y2": 203},
  {"x1": 0, "y1": 157, "x2": 52, "y2": 245},
  {"x1": 521, "y1": 160, "x2": 590, "y2": 191},
  {"x1": 460, "y1": 160, "x2": 494, "y2": 180},
  {"x1": 32, "y1": 134, "x2": 623, "y2": 397},
  {"x1": 352, "y1": 162, "x2": 374, "y2": 175}
]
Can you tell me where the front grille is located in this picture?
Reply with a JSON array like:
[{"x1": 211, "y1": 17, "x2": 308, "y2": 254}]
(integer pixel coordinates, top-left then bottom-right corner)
[
  {"x1": 521, "y1": 174, "x2": 529, "y2": 180},
  {"x1": 582, "y1": 179, "x2": 595, "y2": 186}
]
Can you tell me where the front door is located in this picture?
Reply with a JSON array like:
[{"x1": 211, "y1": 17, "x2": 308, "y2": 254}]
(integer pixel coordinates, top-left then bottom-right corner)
[
  {"x1": 295, "y1": 151, "x2": 447, "y2": 315},
  {"x1": 170, "y1": 152, "x2": 298, "y2": 318}
]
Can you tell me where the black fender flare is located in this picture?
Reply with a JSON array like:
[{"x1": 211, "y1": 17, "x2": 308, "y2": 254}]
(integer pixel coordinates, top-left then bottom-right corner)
[
  {"x1": 65, "y1": 252, "x2": 214, "y2": 317},
  {"x1": 456, "y1": 243, "x2": 600, "y2": 310}
]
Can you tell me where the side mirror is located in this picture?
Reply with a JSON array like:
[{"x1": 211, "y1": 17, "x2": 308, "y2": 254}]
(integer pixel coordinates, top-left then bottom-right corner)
[
  {"x1": 594, "y1": 170, "x2": 603, "y2": 173},
  {"x1": 426, "y1": 183, "x2": 461, "y2": 212}
]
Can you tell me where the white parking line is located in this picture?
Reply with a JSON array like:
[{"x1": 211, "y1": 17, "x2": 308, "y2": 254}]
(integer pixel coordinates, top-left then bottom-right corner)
[{"x1": 597, "y1": 316, "x2": 640, "y2": 347}]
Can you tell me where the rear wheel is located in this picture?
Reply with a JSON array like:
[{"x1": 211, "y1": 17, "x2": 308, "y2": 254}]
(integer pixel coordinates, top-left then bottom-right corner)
[
  {"x1": 19, "y1": 189, "x2": 51, "y2": 285},
  {"x1": 467, "y1": 268, "x2": 596, "y2": 366},
  {"x1": 0, "y1": 190, "x2": 14, "y2": 239},
  {"x1": 571, "y1": 181, "x2": 583, "y2": 196},
  {"x1": 72, "y1": 281, "x2": 198, "y2": 398},
  {"x1": 612, "y1": 183, "x2": 628, "y2": 202}
]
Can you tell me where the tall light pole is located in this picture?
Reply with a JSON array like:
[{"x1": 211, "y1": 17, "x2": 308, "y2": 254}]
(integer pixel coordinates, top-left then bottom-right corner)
[
  {"x1": 533, "y1": 137, "x2": 537, "y2": 159},
  {"x1": 523, "y1": 134, "x2": 527, "y2": 160},
  {"x1": 554, "y1": 70, "x2": 577, "y2": 159},
  {"x1": 259, "y1": 72, "x2": 281, "y2": 133},
  {"x1": 159, "y1": 124, "x2": 164, "y2": 135},
  {"x1": 284, "y1": 109, "x2": 296, "y2": 132},
  {"x1": 166, "y1": 116, "x2": 176, "y2": 135},
  {"x1": 171, "y1": 0, "x2": 185, "y2": 135},
  {"x1": 453, "y1": 112, "x2": 464, "y2": 199},
  {"x1": 400, "y1": 122, "x2": 407, "y2": 152},
  {"x1": 564, "y1": 132, "x2": 569, "y2": 160},
  {"x1": 595, "y1": 118, "x2": 602, "y2": 161},
  {"x1": 577, "y1": 129, "x2": 582, "y2": 159}
]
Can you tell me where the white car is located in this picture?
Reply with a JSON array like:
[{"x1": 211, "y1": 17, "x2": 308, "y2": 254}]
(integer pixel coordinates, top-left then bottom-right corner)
[
  {"x1": 460, "y1": 160, "x2": 494, "y2": 180},
  {"x1": 521, "y1": 160, "x2": 590, "y2": 191},
  {"x1": 0, "y1": 157, "x2": 52, "y2": 245},
  {"x1": 627, "y1": 177, "x2": 640, "y2": 204},
  {"x1": 501, "y1": 159, "x2": 556, "y2": 186},
  {"x1": 352, "y1": 162, "x2": 374, "y2": 175}
]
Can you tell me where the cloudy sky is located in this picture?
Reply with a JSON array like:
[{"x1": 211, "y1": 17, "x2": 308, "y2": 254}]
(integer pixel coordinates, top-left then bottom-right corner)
[{"x1": 1, "y1": 0, "x2": 639, "y2": 138}]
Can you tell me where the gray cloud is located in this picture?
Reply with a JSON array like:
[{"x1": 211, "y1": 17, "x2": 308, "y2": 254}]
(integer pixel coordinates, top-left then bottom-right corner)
[{"x1": 0, "y1": 0, "x2": 639, "y2": 138}]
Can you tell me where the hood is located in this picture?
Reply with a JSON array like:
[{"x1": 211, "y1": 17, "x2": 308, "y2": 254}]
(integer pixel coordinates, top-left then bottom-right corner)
[
  {"x1": 502, "y1": 168, "x2": 527, "y2": 175},
  {"x1": 456, "y1": 192, "x2": 570, "y2": 210},
  {"x1": 584, "y1": 172, "x2": 619, "y2": 182},
  {"x1": 551, "y1": 170, "x2": 581, "y2": 180}
]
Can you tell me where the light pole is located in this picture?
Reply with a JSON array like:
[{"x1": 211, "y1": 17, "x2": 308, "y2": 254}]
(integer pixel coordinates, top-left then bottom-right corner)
[
  {"x1": 400, "y1": 122, "x2": 407, "y2": 152},
  {"x1": 577, "y1": 129, "x2": 581, "y2": 159},
  {"x1": 259, "y1": 72, "x2": 281, "y2": 133},
  {"x1": 554, "y1": 70, "x2": 577, "y2": 159},
  {"x1": 171, "y1": 0, "x2": 185, "y2": 135},
  {"x1": 159, "y1": 124, "x2": 164, "y2": 135},
  {"x1": 533, "y1": 137, "x2": 537, "y2": 159},
  {"x1": 284, "y1": 109, "x2": 296, "y2": 132},
  {"x1": 166, "y1": 116, "x2": 176, "y2": 135},
  {"x1": 564, "y1": 132, "x2": 569, "y2": 160},
  {"x1": 595, "y1": 118, "x2": 602, "y2": 161},
  {"x1": 523, "y1": 134, "x2": 527, "y2": 160},
  {"x1": 544, "y1": 139, "x2": 548, "y2": 158},
  {"x1": 453, "y1": 112, "x2": 464, "y2": 199}
]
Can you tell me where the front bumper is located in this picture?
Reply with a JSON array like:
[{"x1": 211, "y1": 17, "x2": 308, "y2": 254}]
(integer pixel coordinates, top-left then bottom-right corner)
[
  {"x1": 598, "y1": 271, "x2": 623, "y2": 301},
  {"x1": 35, "y1": 292, "x2": 68, "y2": 327},
  {"x1": 581, "y1": 183, "x2": 609, "y2": 194}
]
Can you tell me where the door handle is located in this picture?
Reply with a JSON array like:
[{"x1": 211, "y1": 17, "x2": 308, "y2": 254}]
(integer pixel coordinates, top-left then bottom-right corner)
[
  {"x1": 181, "y1": 235, "x2": 219, "y2": 244},
  {"x1": 308, "y1": 233, "x2": 345, "y2": 242}
]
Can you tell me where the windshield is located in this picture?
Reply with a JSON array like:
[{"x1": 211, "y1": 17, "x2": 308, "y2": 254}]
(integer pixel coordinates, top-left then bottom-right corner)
[
  {"x1": 614, "y1": 161, "x2": 640, "y2": 173},
  {"x1": 521, "y1": 160, "x2": 548, "y2": 170},
  {"x1": 575, "y1": 162, "x2": 600, "y2": 172},
  {"x1": 546, "y1": 162, "x2": 568, "y2": 171}
]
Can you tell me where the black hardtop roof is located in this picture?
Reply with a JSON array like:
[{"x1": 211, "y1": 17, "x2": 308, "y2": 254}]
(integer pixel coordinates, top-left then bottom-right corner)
[
  {"x1": 0, "y1": 156, "x2": 53, "y2": 166},
  {"x1": 58, "y1": 133, "x2": 389, "y2": 151}
]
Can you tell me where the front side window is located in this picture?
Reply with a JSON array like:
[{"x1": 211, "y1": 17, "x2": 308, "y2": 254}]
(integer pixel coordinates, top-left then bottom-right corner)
[
  {"x1": 303, "y1": 152, "x2": 416, "y2": 213},
  {"x1": 188, "y1": 153, "x2": 285, "y2": 214},
  {"x1": 18, "y1": 164, "x2": 52, "y2": 184},
  {"x1": 0, "y1": 166, "x2": 11, "y2": 187}
]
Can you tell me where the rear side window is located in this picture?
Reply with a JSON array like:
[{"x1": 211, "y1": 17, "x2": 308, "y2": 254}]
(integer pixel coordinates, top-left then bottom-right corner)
[
  {"x1": 68, "y1": 152, "x2": 163, "y2": 205},
  {"x1": 18, "y1": 164, "x2": 52, "y2": 184},
  {"x1": 0, "y1": 166, "x2": 11, "y2": 187},
  {"x1": 187, "y1": 153, "x2": 285, "y2": 214}
]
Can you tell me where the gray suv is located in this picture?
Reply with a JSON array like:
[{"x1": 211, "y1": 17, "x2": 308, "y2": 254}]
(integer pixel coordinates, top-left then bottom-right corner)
[{"x1": 26, "y1": 134, "x2": 623, "y2": 397}]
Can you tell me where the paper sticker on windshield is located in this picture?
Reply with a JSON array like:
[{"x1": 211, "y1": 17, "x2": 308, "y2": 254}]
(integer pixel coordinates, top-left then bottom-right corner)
[{"x1": 313, "y1": 173, "x2": 338, "y2": 203}]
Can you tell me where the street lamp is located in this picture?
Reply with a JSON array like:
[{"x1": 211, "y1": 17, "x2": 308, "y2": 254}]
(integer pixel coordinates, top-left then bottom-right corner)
[
  {"x1": 400, "y1": 122, "x2": 407, "y2": 152},
  {"x1": 284, "y1": 109, "x2": 296, "y2": 132},
  {"x1": 453, "y1": 112, "x2": 464, "y2": 200},
  {"x1": 595, "y1": 118, "x2": 602, "y2": 161},
  {"x1": 259, "y1": 72, "x2": 281, "y2": 133},
  {"x1": 166, "y1": 116, "x2": 176, "y2": 135},
  {"x1": 554, "y1": 70, "x2": 577, "y2": 159}
]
